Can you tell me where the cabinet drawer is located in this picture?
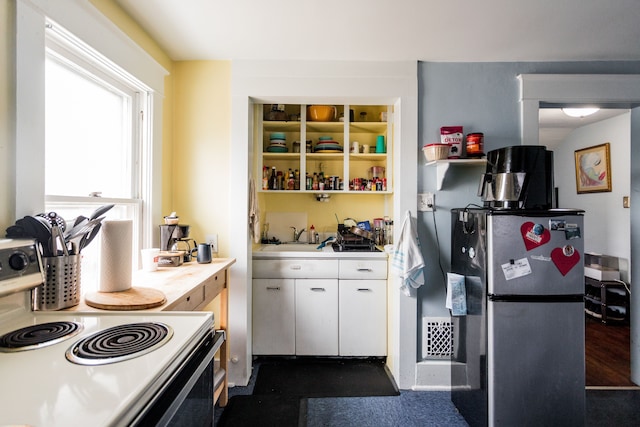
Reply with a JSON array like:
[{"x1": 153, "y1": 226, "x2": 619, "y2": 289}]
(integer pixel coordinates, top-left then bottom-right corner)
[
  {"x1": 203, "y1": 271, "x2": 226, "y2": 302},
  {"x1": 172, "y1": 286, "x2": 205, "y2": 311},
  {"x1": 253, "y1": 259, "x2": 339, "y2": 279},
  {"x1": 339, "y1": 260, "x2": 387, "y2": 279}
]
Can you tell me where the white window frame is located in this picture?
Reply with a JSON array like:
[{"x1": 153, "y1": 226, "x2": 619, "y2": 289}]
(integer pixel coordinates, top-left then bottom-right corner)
[{"x1": 15, "y1": 0, "x2": 167, "y2": 254}]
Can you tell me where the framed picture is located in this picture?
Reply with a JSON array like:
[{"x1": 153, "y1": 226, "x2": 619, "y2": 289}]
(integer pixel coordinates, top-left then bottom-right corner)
[{"x1": 574, "y1": 142, "x2": 612, "y2": 193}]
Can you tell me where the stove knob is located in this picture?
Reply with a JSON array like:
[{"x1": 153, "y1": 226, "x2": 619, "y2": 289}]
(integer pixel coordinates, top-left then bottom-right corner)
[{"x1": 8, "y1": 251, "x2": 29, "y2": 271}]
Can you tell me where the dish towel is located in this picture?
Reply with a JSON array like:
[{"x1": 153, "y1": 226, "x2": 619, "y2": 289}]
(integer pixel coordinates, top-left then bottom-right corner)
[
  {"x1": 249, "y1": 178, "x2": 260, "y2": 244},
  {"x1": 391, "y1": 210, "x2": 425, "y2": 296}
]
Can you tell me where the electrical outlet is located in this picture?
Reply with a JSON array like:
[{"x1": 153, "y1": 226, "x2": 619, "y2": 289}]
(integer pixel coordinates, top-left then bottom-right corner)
[
  {"x1": 418, "y1": 193, "x2": 435, "y2": 212},
  {"x1": 205, "y1": 233, "x2": 218, "y2": 253}
]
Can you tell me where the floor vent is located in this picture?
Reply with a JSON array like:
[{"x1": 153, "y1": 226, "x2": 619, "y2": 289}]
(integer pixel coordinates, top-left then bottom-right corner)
[{"x1": 422, "y1": 317, "x2": 454, "y2": 359}]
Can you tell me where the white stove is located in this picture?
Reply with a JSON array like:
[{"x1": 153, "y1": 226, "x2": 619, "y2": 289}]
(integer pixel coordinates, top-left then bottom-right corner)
[{"x1": 0, "y1": 239, "x2": 222, "y2": 426}]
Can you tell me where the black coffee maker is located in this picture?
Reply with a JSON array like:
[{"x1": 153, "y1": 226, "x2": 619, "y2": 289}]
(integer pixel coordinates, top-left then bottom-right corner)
[
  {"x1": 159, "y1": 224, "x2": 196, "y2": 262},
  {"x1": 477, "y1": 145, "x2": 554, "y2": 210}
]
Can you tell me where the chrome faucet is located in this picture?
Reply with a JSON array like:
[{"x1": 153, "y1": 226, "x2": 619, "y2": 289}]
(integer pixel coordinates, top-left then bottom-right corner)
[{"x1": 290, "y1": 226, "x2": 306, "y2": 242}]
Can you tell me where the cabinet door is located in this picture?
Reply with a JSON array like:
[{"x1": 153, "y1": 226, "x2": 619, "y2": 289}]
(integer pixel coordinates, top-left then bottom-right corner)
[
  {"x1": 339, "y1": 280, "x2": 387, "y2": 356},
  {"x1": 252, "y1": 279, "x2": 295, "y2": 355},
  {"x1": 295, "y1": 279, "x2": 339, "y2": 355}
]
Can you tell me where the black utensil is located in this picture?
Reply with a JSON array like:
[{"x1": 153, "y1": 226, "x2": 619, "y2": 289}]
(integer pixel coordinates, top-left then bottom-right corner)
[
  {"x1": 79, "y1": 222, "x2": 102, "y2": 252},
  {"x1": 22, "y1": 216, "x2": 54, "y2": 257},
  {"x1": 73, "y1": 215, "x2": 88, "y2": 227},
  {"x1": 89, "y1": 204, "x2": 114, "y2": 220},
  {"x1": 38, "y1": 211, "x2": 66, "y2": 232},
  {"x1": 65, "y1": 217, "x2": 104, "y2": 242}
]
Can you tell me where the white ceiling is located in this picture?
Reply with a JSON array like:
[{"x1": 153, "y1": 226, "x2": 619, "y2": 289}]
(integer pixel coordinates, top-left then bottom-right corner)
[
  {"x1": 115, "y1": 0, "x2": 640, "y2": 62},
  {"x1": 113, "y1": 0, "x2": 639, "y2": 145},
  {"x1": 539, "y1": 108, "x2": 628, "y2": 148}
]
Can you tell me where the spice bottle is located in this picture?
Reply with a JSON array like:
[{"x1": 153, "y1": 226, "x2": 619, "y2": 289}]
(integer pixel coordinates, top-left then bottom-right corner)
[
  {"x1": 287, "y1": 169, "x2": 295, "y2": 190},
  {"x1": 262, "y1": 166, "x2": 269, "y2": 190},
  {"x1": 268, "y1": 166, "x2": 277, "y2": 190}
]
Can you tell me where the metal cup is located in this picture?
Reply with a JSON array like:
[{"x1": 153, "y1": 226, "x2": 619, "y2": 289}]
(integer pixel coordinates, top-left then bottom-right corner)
[{"x1": 196, "y1": 243, "x2": 212, "y2": 264}]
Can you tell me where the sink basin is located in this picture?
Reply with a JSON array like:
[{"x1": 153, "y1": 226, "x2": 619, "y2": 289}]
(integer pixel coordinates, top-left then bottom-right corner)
[{"x1": 258, "y1": 243, "x2": 322, "y2": 252}]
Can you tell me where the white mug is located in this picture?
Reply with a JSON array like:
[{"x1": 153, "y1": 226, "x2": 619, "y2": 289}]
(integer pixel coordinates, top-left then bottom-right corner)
[
  {"x1": 141, "y1": 248, "x2": 160, "y2": 271},
  {"x1": 362, "y1": 144, "x2": 370, "y2": 153},
  {"x1": 351, "y1": 141, "x2": 359, "y2": 153}
]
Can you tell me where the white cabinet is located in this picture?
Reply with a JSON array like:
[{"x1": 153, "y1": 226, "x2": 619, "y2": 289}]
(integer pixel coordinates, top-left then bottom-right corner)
[
  {"x1": 339, "y1": 280, "x2": 387, "y2": 356},
  {"x1": 252, "y1": 256, "x2": 387, "y2": 356},
  {"x1": 338, "y1": 259, "x2": 387, "y2": 356},
  {"x1": 252, "y1": 279, "x2": 295, "y2": 355},
  {"x1": 295, "y1": 279, "x2": 339, "y2": 355}
]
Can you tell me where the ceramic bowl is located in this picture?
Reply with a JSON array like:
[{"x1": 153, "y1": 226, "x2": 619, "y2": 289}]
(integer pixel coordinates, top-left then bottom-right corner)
[{"x1": 308, "y1": 105, "x2": 337, "y2": 122}]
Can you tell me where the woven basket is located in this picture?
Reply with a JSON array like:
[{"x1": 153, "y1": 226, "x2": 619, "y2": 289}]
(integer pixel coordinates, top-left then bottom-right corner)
[{"x1": 423, "y1": 143, "x2": 450, "y2": 162}]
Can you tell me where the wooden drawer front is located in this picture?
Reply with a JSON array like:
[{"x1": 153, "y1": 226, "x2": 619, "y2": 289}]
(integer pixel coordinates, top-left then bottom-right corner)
[
  {"x1": 172, "y1": 286, "x2": 205, "y2": 311},
  {"x1": 204, "y1": 271, "x2": 226, "y2": 302},
  {"x1": 338, "y1": 260, "x2": 387, "y2": 280},
  {"x1": 253, "y1": 259, "x2": 339, "y2": 279}
]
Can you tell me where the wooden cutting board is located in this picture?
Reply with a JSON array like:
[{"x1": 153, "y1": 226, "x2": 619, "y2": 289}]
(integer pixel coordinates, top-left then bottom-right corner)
[{"x1": 84, "y1": 287, "x2": 166, "y2": 310}]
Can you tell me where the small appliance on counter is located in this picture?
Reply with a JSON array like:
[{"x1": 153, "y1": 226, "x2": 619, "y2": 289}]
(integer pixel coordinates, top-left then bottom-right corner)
[
  {"x1": 477, "y1": 145, "x2": 553, "y2": 210},
  {"x1": 159, "y1": 218, "x2": 197, "y2": 265}
]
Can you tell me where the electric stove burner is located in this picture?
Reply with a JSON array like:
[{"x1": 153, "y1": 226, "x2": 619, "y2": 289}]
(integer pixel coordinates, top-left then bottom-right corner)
[
  {"x1": 66, "y1": 322, "x2": 173, "y2": 365},
  {"x1": 0, "y1": 321, "x2": 83, "y2": 352}
]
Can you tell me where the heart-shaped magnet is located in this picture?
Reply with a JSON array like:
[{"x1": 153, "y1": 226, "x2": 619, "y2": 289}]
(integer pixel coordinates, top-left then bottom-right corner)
[
  {"x1": 551, "y1": 246, "x2": 581, "y2": 276},
  {"x1": 520, "y1": 222, "x2": 551, "y2": 251}
]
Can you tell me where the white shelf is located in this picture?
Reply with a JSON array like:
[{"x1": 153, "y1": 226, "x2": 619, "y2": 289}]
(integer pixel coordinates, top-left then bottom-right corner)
[{"x1": 426, "y1": 158, "x2": 486, "y2": 190}]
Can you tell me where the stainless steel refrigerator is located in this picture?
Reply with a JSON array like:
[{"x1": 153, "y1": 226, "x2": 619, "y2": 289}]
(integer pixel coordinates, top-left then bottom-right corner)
[{"x1": 450, "y1": 208, "x2": 585, "y2": 427}]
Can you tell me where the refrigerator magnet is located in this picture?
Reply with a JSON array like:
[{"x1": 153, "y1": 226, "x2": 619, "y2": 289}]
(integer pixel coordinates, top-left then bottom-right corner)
[
  {"x1": 501, "y1": 257, "x2": 532, "y2": 280},
  {"x1": 520, "y1": 222, "x2": 550, "y2": 251},
  {"x1": 550, "y1": 245, "x2": 581, "y2": 276},
  {"x1": 564, "y1": 224, "x2": 581, "y2": 240},
  {"x1": 549, "y1": 219, "x2": 566, "y2": 231}
]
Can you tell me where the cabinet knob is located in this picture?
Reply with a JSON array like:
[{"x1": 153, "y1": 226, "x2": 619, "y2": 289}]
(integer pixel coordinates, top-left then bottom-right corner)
[
  {"x1": 357, "y1": 268, "x2": 373, "y2": 272},
  {"x1": 310, "y1": 287, "x2": 325, "y2": 292},
  {"x1": 357, "y1": 288, "x2": 371, "y2": 292},
  {"x1": 290, "y1": 265, "x2": 302, "y2": 270},
  {"x1": 266, "y1": 286, "x2": 281, "y2": 291}
]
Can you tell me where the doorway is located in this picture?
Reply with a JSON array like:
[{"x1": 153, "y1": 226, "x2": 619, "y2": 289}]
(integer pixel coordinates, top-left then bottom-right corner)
[
  {"x1": 520, "y1": 73, "x2": 640, "y2": 386},
  {"x1": 539, "y1": 107, "x2": 632, "y2": 386}
]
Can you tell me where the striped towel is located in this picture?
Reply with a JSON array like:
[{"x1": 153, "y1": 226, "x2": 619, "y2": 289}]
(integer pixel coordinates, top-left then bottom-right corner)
[{"x1": 391, "y1": 211, "x2": 425, "y2": 296}]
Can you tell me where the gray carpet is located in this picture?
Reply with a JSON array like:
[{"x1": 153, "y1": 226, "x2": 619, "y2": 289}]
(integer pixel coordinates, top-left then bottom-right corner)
[
  {"x1": 306, "y1": 391, "x2": 467, "y2": 427},
  {"x1": 216, "y1": 361, "x2": 640, "y2": 427}
]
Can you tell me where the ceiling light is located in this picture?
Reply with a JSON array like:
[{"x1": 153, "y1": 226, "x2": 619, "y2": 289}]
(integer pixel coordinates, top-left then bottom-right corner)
[{"x1": 562, "y1": 108, "x2": 600, "y2": 118}]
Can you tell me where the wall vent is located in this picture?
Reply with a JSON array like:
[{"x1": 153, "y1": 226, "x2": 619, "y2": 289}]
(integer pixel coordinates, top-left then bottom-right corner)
[{"x1": 422, "y1": 317, "x2": 454, "y2": 359}]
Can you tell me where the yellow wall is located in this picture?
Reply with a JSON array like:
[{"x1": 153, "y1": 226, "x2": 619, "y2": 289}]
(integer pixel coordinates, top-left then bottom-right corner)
[
  {"x1": 261, "y1": 193, "x2": 390, "y2": 237},
  {"x1": 171, "y1": 61, "x2": 232, "y2": 254},
  {"x1": 0, "y1": 1, "x2": 15, "y2": 232}
]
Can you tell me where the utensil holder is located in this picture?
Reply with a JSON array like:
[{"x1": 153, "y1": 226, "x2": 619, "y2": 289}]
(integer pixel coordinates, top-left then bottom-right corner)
[{"x1": 32, "y1": 254, "x2": 81, "y2": 311}]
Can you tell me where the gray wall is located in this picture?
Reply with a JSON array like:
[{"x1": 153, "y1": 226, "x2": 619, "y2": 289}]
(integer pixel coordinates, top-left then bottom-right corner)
[{"x1": 416, "y1": 61, "x2": 640, "y2": 358}]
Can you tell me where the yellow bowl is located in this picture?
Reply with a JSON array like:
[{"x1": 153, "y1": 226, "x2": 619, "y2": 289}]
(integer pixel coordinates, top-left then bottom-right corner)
[{"x1": 307, "y1": 105, "x2": 337, "y2": 122}]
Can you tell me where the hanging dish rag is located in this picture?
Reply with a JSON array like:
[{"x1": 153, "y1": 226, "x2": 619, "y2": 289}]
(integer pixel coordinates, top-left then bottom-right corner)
[
  {"x1": 249, "y1": 178, "x2": 260, "y2": 244},
  {"x1": 391, "y1": 210, "x2": 425, "y2": 296}
]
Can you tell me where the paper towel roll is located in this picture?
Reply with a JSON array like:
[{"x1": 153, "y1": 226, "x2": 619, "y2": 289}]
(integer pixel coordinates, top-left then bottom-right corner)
[{"x1": 99, "y1": 219, "x2": 133, "y2": 292}]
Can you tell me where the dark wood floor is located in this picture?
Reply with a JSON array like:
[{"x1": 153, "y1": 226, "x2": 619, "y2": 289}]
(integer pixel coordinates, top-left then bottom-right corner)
[{"x1": 585, "y1": 315, "x2": 636, "y2": 387}]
